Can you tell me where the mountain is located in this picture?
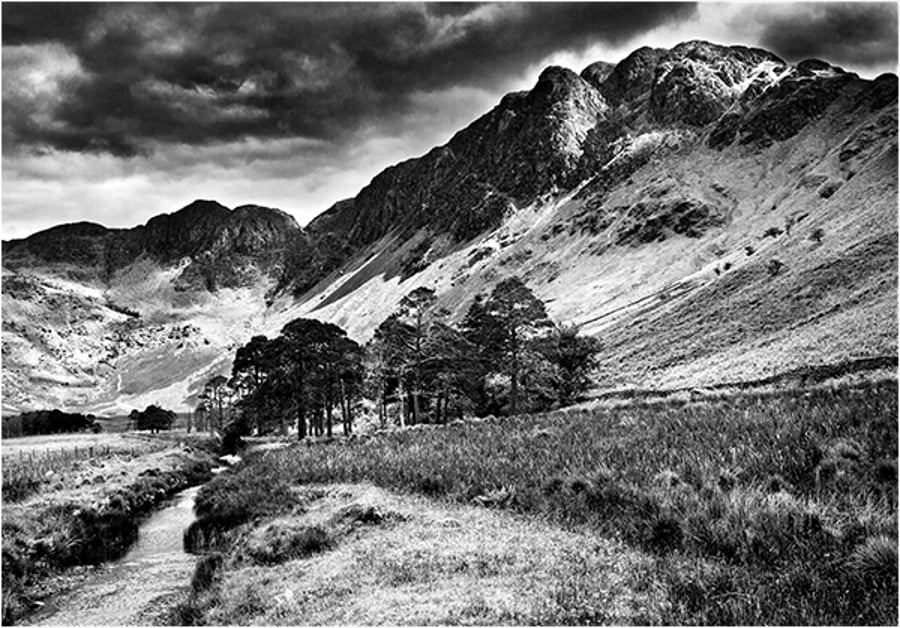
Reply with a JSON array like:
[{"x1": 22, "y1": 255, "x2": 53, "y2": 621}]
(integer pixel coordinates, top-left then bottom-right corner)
[
  {"x1": 2, "y1": 202, "x2": 302, "y2": 413},
  {"x1": 3, "y1": 40, "x2": 897, "y2": 414}
]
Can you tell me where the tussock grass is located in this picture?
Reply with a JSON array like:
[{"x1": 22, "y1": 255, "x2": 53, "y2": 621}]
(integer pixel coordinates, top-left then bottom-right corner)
[
  {"x1": 192, "y1": 381, "x2": 897, "y2": 624},
  {"x1": 179, "y1": 484, "x2": 665, "y2": 625},
  {"x1": 1, "y1": 433, "x2": 175, "y2": 503}
]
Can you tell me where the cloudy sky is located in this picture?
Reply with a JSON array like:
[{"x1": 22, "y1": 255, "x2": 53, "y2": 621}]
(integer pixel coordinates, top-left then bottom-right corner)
[{"x1": 2, "y1": 2, "x2": 897, "y2": 240}]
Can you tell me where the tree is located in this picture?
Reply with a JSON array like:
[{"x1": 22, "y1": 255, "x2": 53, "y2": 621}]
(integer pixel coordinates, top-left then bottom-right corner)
[
  {"x1": 231, "y1": 335, "x2": 278, "y2": 435},
  {"x1": 134, "y1": 405, "x2": 176, "y2": 433},
  {"x1": 201, "y1": 375, "x2": 231, "y2": 434},
  {"x1": 364, "y1": 332, "x2": 391, "y2": 428},
  {"x1": 279, "y1": 318, "x2": 359, "y2": 440},
  {"x1": 540, "y1": 324, "x2": 602, "y2": 406},
  {"x1": 371, "y1": 313, "x2": 415, "y2": 427},
  {"x1": 423, "y1": 320, "x2": 482, "y2": 422},
  {"x1": 463, "y1": 277, "x2": 552, "y2": 416},
  {"x1": 396, "y1": 287, "x2": 437, "y2": 424}
]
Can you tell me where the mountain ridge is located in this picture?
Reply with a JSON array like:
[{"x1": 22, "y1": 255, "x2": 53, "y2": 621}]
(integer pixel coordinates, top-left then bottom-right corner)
[{"x1": 2, "y1": 39, "x2": 897, "y2": 414}]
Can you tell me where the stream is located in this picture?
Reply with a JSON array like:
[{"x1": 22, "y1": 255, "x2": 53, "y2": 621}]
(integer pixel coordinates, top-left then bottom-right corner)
[{"x1": 26, "y1": 468, "x2": 227, "y2": 626}]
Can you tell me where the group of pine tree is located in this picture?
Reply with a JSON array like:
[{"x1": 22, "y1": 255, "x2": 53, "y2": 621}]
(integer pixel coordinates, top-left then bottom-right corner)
[{"x1": 197, "y1": 277, "x2": 601, "y2": 441}]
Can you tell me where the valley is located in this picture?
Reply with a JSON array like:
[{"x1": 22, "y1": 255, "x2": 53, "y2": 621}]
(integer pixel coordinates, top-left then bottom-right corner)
[
  {"x1": 1, "y1": 26, "x2": 897, "y2": 627},
  {"x1": 2, "y1": 42, "x2": 897, "y2": 415}
]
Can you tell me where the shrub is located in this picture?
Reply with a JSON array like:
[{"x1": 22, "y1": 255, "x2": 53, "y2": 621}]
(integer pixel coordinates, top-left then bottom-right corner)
[
  {"x1": 766, "y1": 259, "x2": 786, "y2": 276},
  {"x1": 246, "y1": 523, "x2": 331, "y2": 565},
  {"x1": 192, "y1": 553, "x2": 224, "y2": 592},
  {"x1": 646, "y1": 515, "x2": 684, "y2": 553},
  {"x1": 874, "y1": 459, "x2": 897, "y2": 485},
  {"x1": 763, "y1": 227, "x2": 783, "y2": 238},
  {"x1": 847, "y1": 535, "x2": 898, "y2": 583}
]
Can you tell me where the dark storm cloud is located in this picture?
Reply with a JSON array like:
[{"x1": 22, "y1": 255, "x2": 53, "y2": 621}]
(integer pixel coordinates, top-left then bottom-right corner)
[
  {"x1": 1, "y1": 2, "x2": 697, "y2": 156},
  {"x1": 757, "y1": 3, "x2": 897, "y2": 71}
]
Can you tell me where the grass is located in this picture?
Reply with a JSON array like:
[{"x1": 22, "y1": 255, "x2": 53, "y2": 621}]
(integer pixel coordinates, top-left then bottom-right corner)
[
  {"x1": 2, "y1": 433, "x2": 174, "y2": 502},
  {"x1": 176, "y1": 484, "x2": 665, "y2": 625},
  {"x1": 190, "y1": 380, "x2": 897, "y2": 625}
]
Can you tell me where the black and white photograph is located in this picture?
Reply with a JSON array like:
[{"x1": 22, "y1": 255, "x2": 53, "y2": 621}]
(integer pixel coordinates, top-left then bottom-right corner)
[{"x1": 1, "y1": 1, "x2": 898, "y2": 625}]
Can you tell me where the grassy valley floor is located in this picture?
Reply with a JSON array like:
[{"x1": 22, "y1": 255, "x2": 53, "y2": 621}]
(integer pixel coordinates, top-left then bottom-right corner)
[
  {"x1": 180, "y1": 380, "x2": 898, "y2": 625},
  {"x1": 181, "y1": 483, "x2": 665, "y2": 625}
]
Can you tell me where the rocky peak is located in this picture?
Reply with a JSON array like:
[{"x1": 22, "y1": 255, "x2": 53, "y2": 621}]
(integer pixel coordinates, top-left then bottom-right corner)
[
  {"x1": 580, "y1": 61, "x2": 616, "y2": 90},
  {"x1": 668, "y1": 40, "x2": 783, "y2": 66},
  {"x1": 24, "y1": 221, "x2": 111, "y2": 241},
  {"x1": 796, "y1": 58, "x2": 848, "y2": 77},
  {"x1": 140, "y1": 200, "x2": 232, "y2": 260},
  {"x1": 648, "y1": 42, "x2": 789, "y2": 127},
  {"x1": 220, "y1": 205, "x2": 300, "y2": 255},
  {"x1": 598, "y1": 46, "x2": 667, "y2": 105},
  {"x1": 2, "y1": 221, "x2": 113, "y2": 271}
]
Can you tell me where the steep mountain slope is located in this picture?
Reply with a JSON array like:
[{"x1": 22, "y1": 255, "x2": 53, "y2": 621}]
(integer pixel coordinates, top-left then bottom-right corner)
[{"x1": 3, "y1": 40, "x2": 897, "y2": 413}]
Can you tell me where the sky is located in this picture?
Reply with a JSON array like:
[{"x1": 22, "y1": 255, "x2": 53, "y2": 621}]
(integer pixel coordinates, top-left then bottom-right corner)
[{"x1": 2, "y1": 2, "x2": 897, "y2": 240}]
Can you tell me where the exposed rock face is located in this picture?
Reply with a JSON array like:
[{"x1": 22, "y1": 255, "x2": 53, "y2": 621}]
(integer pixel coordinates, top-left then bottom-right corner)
[
  {"x1": 3, "y1": 200, "x2": 302, "y2": 289},
  {"x1": 318, "y1": 65, "x2": 609, "y2": 249},
  {"x1": 614, "y1": 198, "x2": 729, "y2": 245},
  {"x1": 649, "y1": 43, "x2": 781, "y2": 127},
  {"x1": 598, "y1": 46, "x2": 667, "y2": 105},
  {"x1": 299, "y1": 40, "x2": 893, "y2": 291},
  {"x1": 580, "y1": 61, "x2": 616, "y2": 90}
]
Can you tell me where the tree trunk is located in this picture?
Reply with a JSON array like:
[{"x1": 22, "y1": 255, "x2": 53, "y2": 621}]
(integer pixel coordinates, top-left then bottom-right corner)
[
  {"x1": 296, "y1": 391, "x2": 307, "y2": 440},
  {"x1": 326, "y1": 384, "x2": 334, "y2": 438},
  {"x1": 346, "y1": 397, "x2": 353, "y2": 435},
  {"x1": 377, "y1": 384, "x2": 385, "y2": 428},
  {"x1": 412, "y1": 388, "x2": 421, "y2": 426},
  {"x1": 398, "y1": 379, "x2": 406, "y2": 429},
  {"x1": 510, "y1": 345, "x2": 519, "y2": 417},
  {"x1": 339, "y1": 379, "x2": 349, "y2": 436}
]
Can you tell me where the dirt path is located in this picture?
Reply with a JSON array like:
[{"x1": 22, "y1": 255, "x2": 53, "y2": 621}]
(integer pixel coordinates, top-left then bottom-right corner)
[
  {"x1": 25, "y1": 486, "x2": 201, "y2": 626},
  {"x1": 188, "y1": 483, "x2": 669, "y2": 625}
]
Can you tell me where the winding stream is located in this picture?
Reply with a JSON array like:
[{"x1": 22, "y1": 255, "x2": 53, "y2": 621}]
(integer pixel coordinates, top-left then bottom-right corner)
[{"x1": 26, "y1": 481, "x2": 212, "y2": 626}]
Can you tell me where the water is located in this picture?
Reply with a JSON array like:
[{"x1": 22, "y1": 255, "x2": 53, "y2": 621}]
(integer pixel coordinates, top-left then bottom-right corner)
[{"x1": 26, "y1": 485, "x2": 204, "y2": 626}]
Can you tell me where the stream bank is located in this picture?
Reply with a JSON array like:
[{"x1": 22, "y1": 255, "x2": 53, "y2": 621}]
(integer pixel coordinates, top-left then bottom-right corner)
[
  {"x1": 2, "y1": 443, "x2": 217, "y2": 624},
  {"x1": 25, "y1": 485, "x2": 204, "y2": 626}
]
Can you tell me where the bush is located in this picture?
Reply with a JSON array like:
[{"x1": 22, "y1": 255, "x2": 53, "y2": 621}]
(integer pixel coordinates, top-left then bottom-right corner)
[
  {"x1": 246, "y1": 524, "x2": 331, "y2": 565},
  {"x1": 131, "y1": 405, "x2": 176, "y2": 432},
  {"x1": 766, "y1": 259, "x2": 786, "y2": 276},
  {"x1": 847, "y1": 535, "x2": 898, "y2": 583},
  {"x1": 192, "y1": 552, "x2": 224, "y2": 592}
]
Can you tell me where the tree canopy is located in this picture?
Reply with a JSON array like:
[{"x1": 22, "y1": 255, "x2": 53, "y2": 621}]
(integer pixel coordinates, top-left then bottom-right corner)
[{"x1": 214, "y1": 276, "x2": 601, "y2": 439}]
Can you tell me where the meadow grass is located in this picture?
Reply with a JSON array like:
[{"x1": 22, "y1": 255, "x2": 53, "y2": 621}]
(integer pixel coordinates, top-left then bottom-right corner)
[
  {"x1": 2, "y1": 433, "x2": 176, "y2": 502},
  {"x1": 192, "y1": 380, "x2": 897, "y2": 624}
]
